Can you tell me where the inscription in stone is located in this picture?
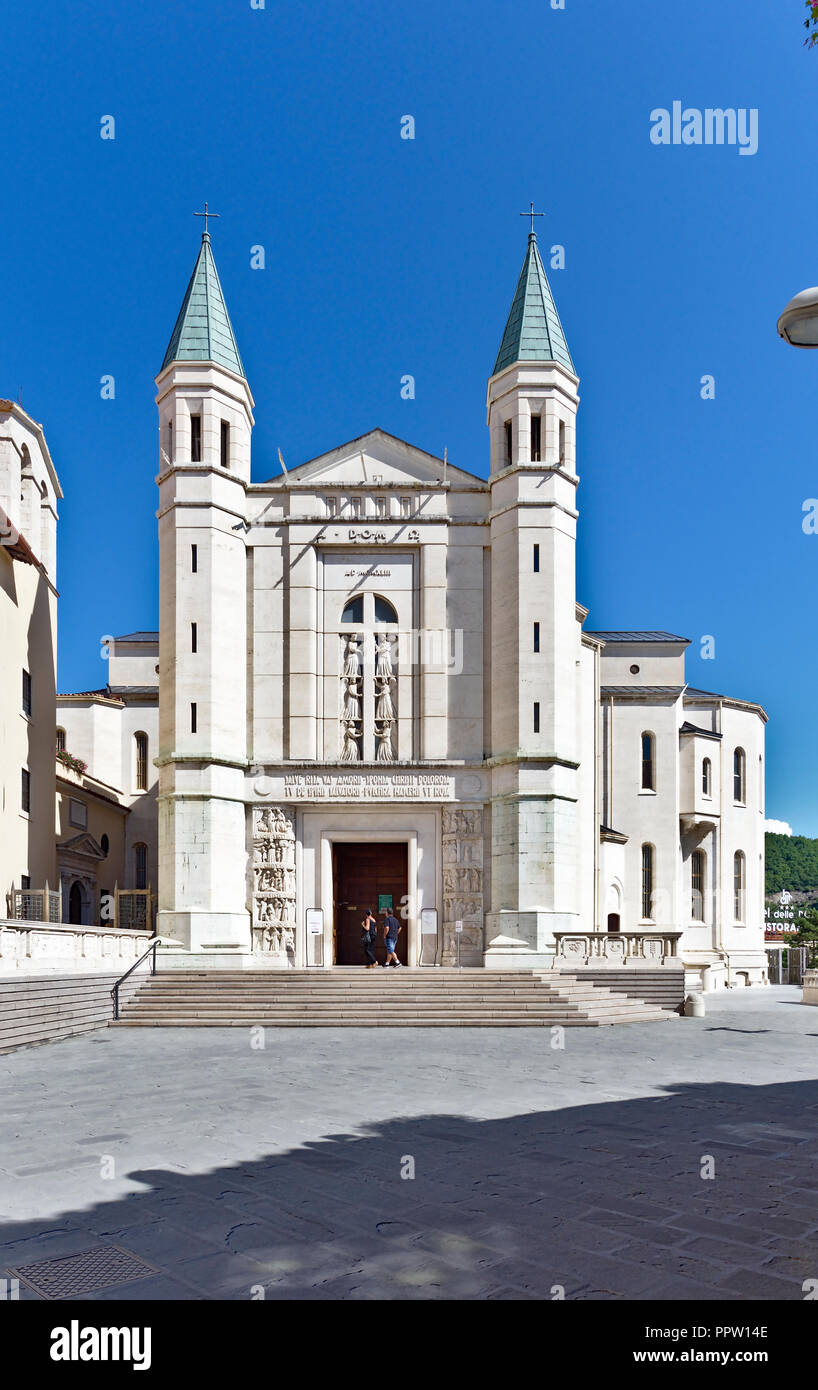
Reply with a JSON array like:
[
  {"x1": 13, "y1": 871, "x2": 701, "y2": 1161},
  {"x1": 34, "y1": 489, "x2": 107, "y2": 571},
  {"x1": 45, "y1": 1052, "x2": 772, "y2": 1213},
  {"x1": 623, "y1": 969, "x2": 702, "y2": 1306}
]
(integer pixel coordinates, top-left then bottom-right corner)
[{"x1": 282, "y1": 772, "x2": 453, "y2": 800}]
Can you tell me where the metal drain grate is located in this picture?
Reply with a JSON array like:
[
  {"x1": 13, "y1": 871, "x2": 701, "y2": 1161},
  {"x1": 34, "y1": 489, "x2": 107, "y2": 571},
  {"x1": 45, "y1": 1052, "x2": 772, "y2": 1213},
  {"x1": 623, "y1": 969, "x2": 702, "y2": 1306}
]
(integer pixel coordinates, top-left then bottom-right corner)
[{"x1": 8, "y1": 1245, "x2": 159, "y2": 1299}]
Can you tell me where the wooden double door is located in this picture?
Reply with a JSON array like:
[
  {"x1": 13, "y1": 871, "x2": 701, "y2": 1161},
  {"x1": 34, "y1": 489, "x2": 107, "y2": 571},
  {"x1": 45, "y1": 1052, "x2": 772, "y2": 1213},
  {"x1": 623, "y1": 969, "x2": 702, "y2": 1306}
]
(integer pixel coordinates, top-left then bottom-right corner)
[{"x1": 332, "y1": 841, "x2": 408, "y2": 965}]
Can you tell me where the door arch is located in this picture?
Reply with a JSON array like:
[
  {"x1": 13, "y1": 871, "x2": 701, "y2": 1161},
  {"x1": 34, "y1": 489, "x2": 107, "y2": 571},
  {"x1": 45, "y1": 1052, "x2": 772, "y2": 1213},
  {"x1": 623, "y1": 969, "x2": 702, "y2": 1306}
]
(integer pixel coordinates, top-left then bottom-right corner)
[{"x1": 68, "y1": 881, "x2": 83, "y2": 925}]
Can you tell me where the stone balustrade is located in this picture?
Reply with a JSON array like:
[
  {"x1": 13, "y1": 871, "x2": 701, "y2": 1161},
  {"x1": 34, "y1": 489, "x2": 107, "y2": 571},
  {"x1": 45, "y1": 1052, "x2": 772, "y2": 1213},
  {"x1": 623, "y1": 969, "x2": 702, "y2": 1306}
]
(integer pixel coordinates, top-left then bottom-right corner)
[
  {"x1": 803, "y1": 970, "x2": 818, "y2": 1006},
  {"x1": 0, "y1": 920, "x2": 152, "y2": 976},
  {"x1": 552, "y1": 930, "x2": 684, "y2": 968}
]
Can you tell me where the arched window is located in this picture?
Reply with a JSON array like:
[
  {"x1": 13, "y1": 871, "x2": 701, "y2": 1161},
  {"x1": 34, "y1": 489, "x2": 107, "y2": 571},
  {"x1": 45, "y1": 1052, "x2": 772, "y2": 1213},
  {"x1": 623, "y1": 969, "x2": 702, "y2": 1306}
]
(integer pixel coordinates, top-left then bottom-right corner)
[
  {"x1": 100, "y1": 833, "x2": 109, "y2": 857},
  {"x1": 68, "y1": 881, "x2": 83, "y2": 925},
  {"x1": 373, "y1": 595, "x2": 398, "y2": 625},
  {"x1": 641, "y1": 732, "x2": 655, "y2": 791},
  {"x1": 733, "y1": 851, "x2": 746, "y2": 922},
  {"x1": 702, "y1": 757, "x2": 711, "y2": 797},
  {"x1": 733, "y1": 748, "x2": 746, "y2": 804},
  {"x1": 641, "y1": 844, "x2": 654, "y2": 920},
  {"x1": 341, "y1": 596, "x2": 364, "y2": 624},
  {"x1": 56, "y1": 727, "x2": 66, "y2": 753},
  {"x1": 135, "y1": 732, "x2": 149, "y2": 791},
  {"x1": 691, "y1": 849, "x2": 706, "y2": 920},
  {"x1": 134, "y1": 843, "x2": 148, "y2": 890}
]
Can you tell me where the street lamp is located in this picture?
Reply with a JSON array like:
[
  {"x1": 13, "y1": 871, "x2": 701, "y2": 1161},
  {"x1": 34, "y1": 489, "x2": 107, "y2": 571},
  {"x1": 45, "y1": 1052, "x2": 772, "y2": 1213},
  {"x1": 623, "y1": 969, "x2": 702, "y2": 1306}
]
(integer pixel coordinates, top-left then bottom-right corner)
[{"x1": 777, "y1": 287, "x2": 818, "y2": 348}]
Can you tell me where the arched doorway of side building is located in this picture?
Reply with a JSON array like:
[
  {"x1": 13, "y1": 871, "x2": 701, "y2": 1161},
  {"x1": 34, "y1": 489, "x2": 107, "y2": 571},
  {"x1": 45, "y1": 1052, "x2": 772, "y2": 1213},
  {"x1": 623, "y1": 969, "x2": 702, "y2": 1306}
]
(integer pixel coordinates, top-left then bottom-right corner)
[
  {"x1": 332, "y1": 841, "x2": 408, "y2": 965},
  {"x1": 68, "y1": 881, "x2": 84, "y2": 925}
]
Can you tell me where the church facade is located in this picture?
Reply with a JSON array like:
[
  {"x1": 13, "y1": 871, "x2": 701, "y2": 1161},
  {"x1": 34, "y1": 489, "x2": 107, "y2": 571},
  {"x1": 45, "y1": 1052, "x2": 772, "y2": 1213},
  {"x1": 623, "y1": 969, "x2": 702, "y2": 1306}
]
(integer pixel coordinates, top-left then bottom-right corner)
[{"x1": 153, "y1": 229, "x2": 768, "y2": 989}]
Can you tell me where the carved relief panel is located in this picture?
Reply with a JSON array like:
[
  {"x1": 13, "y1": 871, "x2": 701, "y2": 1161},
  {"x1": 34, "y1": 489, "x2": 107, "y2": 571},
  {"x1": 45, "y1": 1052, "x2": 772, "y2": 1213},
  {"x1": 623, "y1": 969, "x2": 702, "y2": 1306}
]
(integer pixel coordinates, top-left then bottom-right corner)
[
  {"x1": 441, "y1": 806, "x2": 484, "y2": 965},
  {"x1": 252, "y1": 805, "x2": 296, "y2": 956}
]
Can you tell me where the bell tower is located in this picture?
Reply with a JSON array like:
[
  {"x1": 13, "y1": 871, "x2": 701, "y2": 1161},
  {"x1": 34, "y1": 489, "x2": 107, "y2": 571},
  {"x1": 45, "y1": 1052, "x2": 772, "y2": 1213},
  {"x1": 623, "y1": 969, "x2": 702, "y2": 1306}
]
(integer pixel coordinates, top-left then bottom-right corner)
[
  {"x1": 485, "y1": 223, "x2": 583, "y2": 964},
  {"x1": 155, "y1": 223, "x2": 254, "y2": 956}
]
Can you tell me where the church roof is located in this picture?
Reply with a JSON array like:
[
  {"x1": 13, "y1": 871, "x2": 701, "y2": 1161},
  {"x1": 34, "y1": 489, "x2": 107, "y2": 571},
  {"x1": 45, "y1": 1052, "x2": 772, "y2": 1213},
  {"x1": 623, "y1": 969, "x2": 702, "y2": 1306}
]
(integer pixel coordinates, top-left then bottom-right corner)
[
  {"x1": 589, "y1": 631, "x2": 689, "y2": 644},
  {"x1": 161, "y1": 234, "x2": 244, "y2": 377},
  {"x1": 493, "y1": 233, "x2": 574, "y2": 376}
]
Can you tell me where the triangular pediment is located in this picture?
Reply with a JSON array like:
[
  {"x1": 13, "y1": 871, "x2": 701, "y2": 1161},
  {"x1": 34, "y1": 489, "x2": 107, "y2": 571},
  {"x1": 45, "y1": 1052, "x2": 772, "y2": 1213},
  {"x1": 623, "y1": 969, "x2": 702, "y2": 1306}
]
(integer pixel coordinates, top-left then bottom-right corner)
[
  {"x1": 57, "y1": 832, "x2": 107, "y2": 862},
  {"x1": 261, "y1": 429, "x2": 486, "y2": 488}
]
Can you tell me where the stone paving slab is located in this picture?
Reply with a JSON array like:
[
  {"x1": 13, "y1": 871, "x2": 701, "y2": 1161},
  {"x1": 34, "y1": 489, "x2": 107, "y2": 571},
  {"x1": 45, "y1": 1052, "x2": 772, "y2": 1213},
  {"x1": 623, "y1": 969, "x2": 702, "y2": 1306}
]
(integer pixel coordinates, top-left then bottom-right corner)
[{"x1": 0, "y1": 985, "x2": 816, "y2": 1300}]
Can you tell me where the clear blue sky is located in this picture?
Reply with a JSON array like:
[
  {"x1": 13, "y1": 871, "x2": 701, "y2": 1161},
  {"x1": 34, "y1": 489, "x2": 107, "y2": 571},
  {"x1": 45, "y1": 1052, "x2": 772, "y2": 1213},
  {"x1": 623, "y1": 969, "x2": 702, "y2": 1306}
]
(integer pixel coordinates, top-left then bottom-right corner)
[{"x1": 1, "y1": 1, "x2": 816, "y2": 831}]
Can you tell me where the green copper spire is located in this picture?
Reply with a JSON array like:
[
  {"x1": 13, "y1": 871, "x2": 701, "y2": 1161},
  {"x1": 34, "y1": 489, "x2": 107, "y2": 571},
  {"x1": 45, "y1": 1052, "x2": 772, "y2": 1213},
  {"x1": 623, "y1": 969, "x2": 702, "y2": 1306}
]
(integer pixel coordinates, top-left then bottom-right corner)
[
  {"x1": 162, "y1": 233, "x2": 245, "y2": 376},
  {"x1": 493, "y1": 232, "x2": 574, "y2": 376}
]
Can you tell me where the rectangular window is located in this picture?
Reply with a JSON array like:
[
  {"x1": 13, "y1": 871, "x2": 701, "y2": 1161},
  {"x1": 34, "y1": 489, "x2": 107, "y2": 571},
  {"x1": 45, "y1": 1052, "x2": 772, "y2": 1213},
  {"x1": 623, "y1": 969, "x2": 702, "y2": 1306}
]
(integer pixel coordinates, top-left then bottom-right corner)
[
  {"x1": 351, "y1": 496, "x2": 362, "y2": 519},
  {"x1": 22, "y1": 669, "x2": 32, "y2": 717},
  {"x1": 691, "y1": 850, "x2": 705, "y2": 920},
  {"x1": 220, "y1": 420, "x2": 230, "y2": 468},
  {"x1": 167, "y1": 419, "x2": 173, "y2": 459},
  {"x1": 191, "y1": 544, "x2": 198, "y2": 573},
  {"x1": 56, "y1": 728, "x2": 66, "y2": 752},
  {"x1": 400, "y1": 496, "x2": 411, "y2": 518},
  {"x1": 191, "y1": 702, "x2": 197, "y2": 733},
  {"x1": 21, "y1": 875, "x2": 30, "y2": 891},
  {"x1": 504, "y1": 421, "x2": 513, "y2": 465},
  {"x1": 533, "y1": 702, "x2": 540, "y2": 734},
  {"x1": 190, "y1": 414, "x2": 202, "y2": 462},
  {"x1": 558, "y1": 419, "x2": 566, "y2": 463},
  {"x1": 533, "y1": 544, "x2": 540, "y2": 573},
  {"x1": 69, "y1": 797, "x2": 88, "y2": 830},
  {"x1": 135, "y1": 844, "x2": 148, "y2": 891},
  {"x1": 530, "y1": 415, "x2": 541, "y2": 462},
  {"x1": 135, "y1": 733, "x2": 148, "y2": 791},
  {"x1": 325, "y1": 496, "x2": 337, "y2": 517},
  {"x1": 21, "y1": 769, "x2": 30, "y2": 814},
  {"x1": 641, "y1": 733, "x2": 655, "y2": 790},
  {"x1": 191, "y1": 622, "x2": 198, "y2": 653},
  {"x1": 376, "y1": 496, "x2": 387, "y2": 518},
  {"x1": 641, "y1": 845, "x2": 654, "y2": 920},
  {"x1": 533, "y1": 622, "x2": 540, "y2": 653}
]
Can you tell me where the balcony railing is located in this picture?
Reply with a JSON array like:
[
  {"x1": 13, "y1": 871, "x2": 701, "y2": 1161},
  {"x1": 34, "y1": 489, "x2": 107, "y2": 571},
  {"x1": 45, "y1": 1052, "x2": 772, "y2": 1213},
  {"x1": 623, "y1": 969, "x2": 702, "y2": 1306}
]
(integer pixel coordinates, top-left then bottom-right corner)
[{"x1": 8, "y1": 886, "x2": 61, "y2": 923}]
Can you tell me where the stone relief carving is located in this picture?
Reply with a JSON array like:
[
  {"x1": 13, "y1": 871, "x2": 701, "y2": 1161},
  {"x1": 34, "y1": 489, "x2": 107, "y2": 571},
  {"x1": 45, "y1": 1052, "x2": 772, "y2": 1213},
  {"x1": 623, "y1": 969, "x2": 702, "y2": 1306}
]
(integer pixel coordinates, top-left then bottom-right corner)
[
  {"x1": 340, "y1": 635, "x2": 363, "y2": 761},
  {"x1": 441, "y1": 804, "x2": 484, "y2": 965},
  {"x1": 252, "y1": 805, "x2": 296, "y2": 955}
]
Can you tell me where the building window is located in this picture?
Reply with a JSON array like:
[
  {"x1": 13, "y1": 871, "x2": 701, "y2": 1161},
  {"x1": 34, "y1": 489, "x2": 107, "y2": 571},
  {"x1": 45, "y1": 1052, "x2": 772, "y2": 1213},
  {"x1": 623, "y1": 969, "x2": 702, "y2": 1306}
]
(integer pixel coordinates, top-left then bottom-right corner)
[
  {"x1": 190, "y1": 414, "x2": 202, "y2": 462},
  {"x1": 533, "y1": 543, "x2": 540, "y2": 573},
  {"x1": 641, "y1": 732, "x2": 655, "y2": 791},
  {"x1": 641, "y1": 844, "x2": 654, "y2": 920},
  {"x1": 374, "y1": 595, "x2": 398, "y2": 624},
  {"x1": 559, "y1": 419, "x2": 566, "y2": 463},
  {"x1": 56, "y1": 727, "x2": 66, "y2": 752},
  {"x1": 691, "y1": 849, "x2": 705, "y2": 921},
  {"x1": 135, "y1": 843, "x2": 148, "y2": 890},
  {"x1": 22, "y1": 669, "x2": 32, "y2": 717},
  {"x1": 399, "y1": 496, "x2": 411, "y2": 518},
  {"x1": 69, "y1": 797, "x2": 87, "y2": 830},
  {"x1": 191, "y1": 544, "x2": 198, "y2": 573},
  {"x1": 733, "y1": 851, "x2": 746, "y2": 922},
  {"x1": 351, "y1": 496, "x2": 362, "y2": 519},
  {"x1": 21, "y1": 769, "x2": 30, "y2": 814},
  {"x1": 101, "y1": 834, "x2": 109, "y2": 857},
  {"x1": 530, "y1": 414, "x2": 541, "y2": 462},
  {"x1": 702, "y1": 757, "x2": 712, "y2": 797},
  {"x1": 533, "y1": 702, "x2": 540, "y2": 734},
  {"x1": 191, "y1": 703, "x2": 197, "y2": 733},
  {"x1": 504, "y1": 421, "x2": 513, "y2": 465},
  {"x1": 325, "y1": 496, "x2": 338, "y2": 517},
  {"x1": 533, "y1": 621, "x2": 540, "y2": 653},
  {"x1": 733, "y1": 748, "x2": 746, "y2": 804},
  {"x1": 167, "y1": 419, "x2": 173, "y2": 461},
  {"x1": 21, "y1": 875, "x2": 30, "y2": 891},
  {"x1": 191, "y1": 622, "x2": 198, "y2": 653},
  {"x1": 376, "y1": 496, "x2": 387, "y2": 519},
  {"x1": 220, "y1": 420, "x2": 230, "y2": 468},
  {"x1": 135, "y1": 732, "x2": 148, "y2": 790},
  {"x1": 341, "y1": 596, "x2": 365, "y2": 624}
]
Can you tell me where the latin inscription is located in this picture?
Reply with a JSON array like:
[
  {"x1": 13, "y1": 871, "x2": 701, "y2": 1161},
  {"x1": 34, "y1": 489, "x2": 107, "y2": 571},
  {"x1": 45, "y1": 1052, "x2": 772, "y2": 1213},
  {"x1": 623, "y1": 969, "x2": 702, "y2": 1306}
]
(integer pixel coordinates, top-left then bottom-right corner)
[{"x1": 283, "y1": 772, "x2": 453, "y2": 800}]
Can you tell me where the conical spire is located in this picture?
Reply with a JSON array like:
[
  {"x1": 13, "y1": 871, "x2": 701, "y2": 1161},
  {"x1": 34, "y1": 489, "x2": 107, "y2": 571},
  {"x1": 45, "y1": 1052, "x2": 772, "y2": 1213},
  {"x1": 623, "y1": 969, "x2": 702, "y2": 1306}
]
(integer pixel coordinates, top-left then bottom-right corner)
[
  {"x1": 493, "y1": 232, "x2": 574, "y2": 376},
  {"x1": 161, "y1": 233, "x2": 245, "y2": 377}
]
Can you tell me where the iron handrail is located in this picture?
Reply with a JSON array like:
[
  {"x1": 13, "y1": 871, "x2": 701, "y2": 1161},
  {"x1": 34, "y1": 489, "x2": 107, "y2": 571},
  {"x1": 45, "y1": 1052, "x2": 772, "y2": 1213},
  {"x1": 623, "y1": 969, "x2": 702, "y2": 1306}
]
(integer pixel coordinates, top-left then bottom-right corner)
[{"x1": 111, "y1": 937, "x2": 164, "y2": 1020}]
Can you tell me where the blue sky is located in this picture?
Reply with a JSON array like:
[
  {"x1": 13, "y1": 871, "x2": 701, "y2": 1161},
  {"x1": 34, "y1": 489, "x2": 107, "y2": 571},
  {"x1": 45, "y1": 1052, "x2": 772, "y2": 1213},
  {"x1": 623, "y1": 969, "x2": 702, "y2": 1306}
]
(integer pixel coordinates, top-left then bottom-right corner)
[{"x1": 1, "y1": 0, "x2": 816, "y2": 831}]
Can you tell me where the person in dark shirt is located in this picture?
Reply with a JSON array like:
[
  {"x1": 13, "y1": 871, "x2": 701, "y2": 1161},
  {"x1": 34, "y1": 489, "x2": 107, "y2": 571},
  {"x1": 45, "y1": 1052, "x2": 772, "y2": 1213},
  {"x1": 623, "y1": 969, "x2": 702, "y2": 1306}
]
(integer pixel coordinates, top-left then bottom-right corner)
[
  {"x1": 382, "y1": 910, "x2": 402, "y2": 967},
  {"x1": 361, "y1": 910, "x2": 377, "y2": 968}
]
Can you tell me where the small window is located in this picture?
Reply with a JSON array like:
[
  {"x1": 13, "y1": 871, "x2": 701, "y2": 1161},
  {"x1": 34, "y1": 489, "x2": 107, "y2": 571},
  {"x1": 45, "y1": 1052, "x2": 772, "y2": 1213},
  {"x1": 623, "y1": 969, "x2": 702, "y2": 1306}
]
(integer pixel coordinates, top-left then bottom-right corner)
[
  {"x1": 191, "y1": 544, "x2": 198, "y2": 573},
  {"x1": 56, "y1": 727, "x2": 66, "y2": 752},
  {"x1": 190, "y1": 414, "x2": 202, "y2": 462},
  {"x1": 191, "y1": 622, "x2": 198, "y2": 653},
  {"x1": 504, "y1": 421, "x2": 513, "y2": 465},
  {"x1": 374, "y1": 596, "x2": 398, "y2": 624},
  {"x1": 135, "y1": 843, "x2": 148, "y2": 890},
  {"x1": 342, "y1": 596, "x2": 364, "y2": 624},
  {"x1": 641, "y1": 844, "x2": 654, "y2": 920},
  {"x1": 351, "y1": 496, "x2": 362, "y2": 519},
  {"x1": 22, "y1": 670, "x2": 32, "y2": 717},
  {"x1": 101, "y1": 834, "x2": 109, "y2": 857},
  {"x1": 376, "y1": 496, "x2": 387, "y2": 519},
  {"x1": 533, "y1": 544, "x2": 540, "y2": 573},
  {"x1": 167, "y1": 419, "x2": 173, "y2": 460},
  {"x1": 530, "y1": 414, "x2": 541, "y2": 462},
  {"x1": 399, "y1": 496, "x2": 411, "y2": 518},
  {"x1": 691, "y1": 849, "x2": 705, "y2": 920},
  {"x1": 641, "y1": 732, "x2": 655, "y2": 791},
  {"x1": 533, "y1": 622, "x2": 540, "y2": 652},
  {"x1": 69, "y1": 797, "x2": 87, "y2": 829},
  {"x1": 558, "y1": 419, "x2": 566, "y2": 463},
  {"x1": 21, "y1": 769, "x2": 30, "y2": 814},
  {"x1": 21, "y1": 874, "x2": 30, "y2": 891},
  {"x1": 533, "y1": 702, "x2": 540, "y2": 734},
  {"x1": 220, "y1": 420, "x2": 230, "y2": 468},
  {"x1": 325, "y1": 496, "x2": 338, "y2": 517},
  {"x1": 733, "y1": 748, "x2": 746, "y2": 803},
  {"x1": 733, "y1": 851, "x2": 746, "y2": 922},
  {"x1": 191, "y1": 703, "x2": 197, "y2": 734},
  {"x1": 135, "y1": 732, "x2": 149, "y2": 790},
  {"x1": 702, "y1": 757, "x2": 712, "y2": 797}
]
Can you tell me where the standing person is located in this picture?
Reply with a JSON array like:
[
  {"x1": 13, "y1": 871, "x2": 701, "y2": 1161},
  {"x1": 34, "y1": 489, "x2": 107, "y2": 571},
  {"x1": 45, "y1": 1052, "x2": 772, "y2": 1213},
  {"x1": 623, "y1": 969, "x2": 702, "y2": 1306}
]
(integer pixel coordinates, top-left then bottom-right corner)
[
  {"x1": 361, "y1": 910, "x2": 377, "y2": 968},
  {"x1": 382, "y1": 907, "x2": 402, "y2": 968}
]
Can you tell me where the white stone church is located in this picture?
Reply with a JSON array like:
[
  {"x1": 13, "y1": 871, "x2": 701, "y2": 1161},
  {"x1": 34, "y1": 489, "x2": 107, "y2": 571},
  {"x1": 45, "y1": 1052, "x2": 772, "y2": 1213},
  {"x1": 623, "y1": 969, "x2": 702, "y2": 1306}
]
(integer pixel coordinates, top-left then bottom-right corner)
[{"x1": 143, "y1": 226, "x2": 767, "y2": 989}]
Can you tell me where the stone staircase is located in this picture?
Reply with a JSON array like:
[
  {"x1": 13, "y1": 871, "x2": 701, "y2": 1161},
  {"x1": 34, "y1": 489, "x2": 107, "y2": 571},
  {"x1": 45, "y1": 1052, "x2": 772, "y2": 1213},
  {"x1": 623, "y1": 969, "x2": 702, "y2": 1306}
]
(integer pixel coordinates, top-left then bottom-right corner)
[{"x1": 112, "y1": 968, "x2": 681, "y2": 1028}]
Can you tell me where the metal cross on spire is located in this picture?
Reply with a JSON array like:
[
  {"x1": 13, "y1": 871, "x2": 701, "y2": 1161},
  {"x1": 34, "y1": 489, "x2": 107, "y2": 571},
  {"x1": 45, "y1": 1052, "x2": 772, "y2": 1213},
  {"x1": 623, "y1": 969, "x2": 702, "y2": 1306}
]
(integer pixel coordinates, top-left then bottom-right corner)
[
  {"x1": 520, "y1": 201, "x2": 545, "y2": 235},
  {"x1": 194, "y1": 202, "x2": 220, "y2": 236}
]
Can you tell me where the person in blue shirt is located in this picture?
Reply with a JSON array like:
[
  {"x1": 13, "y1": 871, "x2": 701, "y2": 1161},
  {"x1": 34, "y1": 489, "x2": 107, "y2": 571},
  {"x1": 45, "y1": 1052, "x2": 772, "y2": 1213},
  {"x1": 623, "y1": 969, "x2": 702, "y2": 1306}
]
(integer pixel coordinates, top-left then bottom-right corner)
[{"x1": 382, "y1": 909, "x2": 402, "y2": 967}]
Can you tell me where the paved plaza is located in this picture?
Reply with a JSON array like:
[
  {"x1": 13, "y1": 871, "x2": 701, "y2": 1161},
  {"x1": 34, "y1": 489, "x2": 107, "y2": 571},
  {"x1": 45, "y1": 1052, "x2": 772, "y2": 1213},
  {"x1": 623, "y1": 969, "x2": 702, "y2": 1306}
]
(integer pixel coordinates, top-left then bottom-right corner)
[{"x1": 0, "y1": 986, "x2": 816, "y2": 1301}]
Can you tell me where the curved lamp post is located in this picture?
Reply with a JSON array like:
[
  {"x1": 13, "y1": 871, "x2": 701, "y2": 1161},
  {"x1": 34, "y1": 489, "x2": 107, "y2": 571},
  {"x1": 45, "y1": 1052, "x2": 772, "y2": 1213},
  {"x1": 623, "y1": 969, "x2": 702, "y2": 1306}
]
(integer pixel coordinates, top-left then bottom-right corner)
[{"x1": 777, "y1": 287, "x2": 818, "y2": 348}]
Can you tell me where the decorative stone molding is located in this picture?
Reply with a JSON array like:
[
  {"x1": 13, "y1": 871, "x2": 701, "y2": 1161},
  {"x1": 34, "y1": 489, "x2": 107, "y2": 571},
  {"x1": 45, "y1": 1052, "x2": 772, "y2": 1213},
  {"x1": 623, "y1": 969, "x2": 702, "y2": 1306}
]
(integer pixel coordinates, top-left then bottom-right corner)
[
  {"x1": 441, "y1": 806, "x2": 483, "y2": 964},
  {"x1": 553, "y1": 931, "x2": 683, "y2": 967},
  {"x1": 0, "y1": 920, "x2": 151, "y2": 976},
  {"x1": 251, "y1": 805, "x2": 296, "y2": 956}
]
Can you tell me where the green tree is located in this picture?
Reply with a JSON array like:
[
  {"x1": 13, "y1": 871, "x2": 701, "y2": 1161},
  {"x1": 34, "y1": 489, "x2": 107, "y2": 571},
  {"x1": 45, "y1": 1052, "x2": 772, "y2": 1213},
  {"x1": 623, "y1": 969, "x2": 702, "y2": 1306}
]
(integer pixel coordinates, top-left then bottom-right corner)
[
  {"x1": 784, "y1": 907, "x2": 818, "y2": 963},
  {"x1": 806, "y1": 1, "x2": 818, "y2": 46}
]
